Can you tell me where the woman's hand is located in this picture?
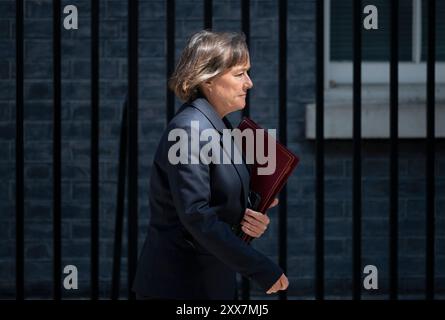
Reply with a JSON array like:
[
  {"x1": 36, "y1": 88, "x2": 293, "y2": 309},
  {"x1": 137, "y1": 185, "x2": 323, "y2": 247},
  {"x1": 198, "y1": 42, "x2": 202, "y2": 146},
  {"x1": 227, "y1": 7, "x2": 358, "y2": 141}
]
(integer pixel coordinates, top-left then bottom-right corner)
[
  {"x1": 266, "y1": 273, "x2": 289, "y2": 294},
  {"x1": 240, "y1": 198, "x2": 279, "y2": 238}
]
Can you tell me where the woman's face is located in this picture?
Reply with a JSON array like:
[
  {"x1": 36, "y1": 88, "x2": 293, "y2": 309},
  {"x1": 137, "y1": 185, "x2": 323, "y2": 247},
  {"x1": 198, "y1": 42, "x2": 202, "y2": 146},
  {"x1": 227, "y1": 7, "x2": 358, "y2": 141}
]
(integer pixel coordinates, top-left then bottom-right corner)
[{"x1": 202, "y1": 60, "x2": 253, "y2": 118}]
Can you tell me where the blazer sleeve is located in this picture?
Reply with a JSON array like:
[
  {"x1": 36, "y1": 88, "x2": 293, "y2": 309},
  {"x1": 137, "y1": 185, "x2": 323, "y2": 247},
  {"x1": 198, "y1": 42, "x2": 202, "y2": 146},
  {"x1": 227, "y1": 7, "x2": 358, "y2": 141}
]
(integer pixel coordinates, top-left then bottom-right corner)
[{"x1": 164, "y1": 123, "x2": 283, "y2": 291}]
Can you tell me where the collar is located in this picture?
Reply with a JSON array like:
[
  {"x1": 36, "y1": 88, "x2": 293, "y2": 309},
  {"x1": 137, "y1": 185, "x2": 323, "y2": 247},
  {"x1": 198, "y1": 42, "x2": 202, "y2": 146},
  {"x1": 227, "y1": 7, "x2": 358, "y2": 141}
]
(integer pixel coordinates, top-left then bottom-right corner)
[{"x1": 189, "y1": 98, "x2": 228, "y2": 134}]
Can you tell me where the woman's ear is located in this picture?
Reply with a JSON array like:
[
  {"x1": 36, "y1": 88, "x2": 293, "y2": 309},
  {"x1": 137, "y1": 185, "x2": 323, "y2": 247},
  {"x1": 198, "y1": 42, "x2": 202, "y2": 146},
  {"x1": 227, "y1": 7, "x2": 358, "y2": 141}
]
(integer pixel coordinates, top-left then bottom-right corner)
[
  {"x1": 203, "y1": 79, "x2": 212, "y2": 89},
  {"x1": 201, "y1": 80, "x2": 213, "y2": 94}
]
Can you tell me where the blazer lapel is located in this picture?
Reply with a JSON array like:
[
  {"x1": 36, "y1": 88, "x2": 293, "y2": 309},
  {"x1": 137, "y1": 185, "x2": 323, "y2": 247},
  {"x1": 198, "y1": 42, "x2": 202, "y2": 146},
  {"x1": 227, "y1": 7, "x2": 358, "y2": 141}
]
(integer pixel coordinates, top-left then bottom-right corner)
[{"x1": 190, "y1": 98, "x2": 251, "y2": 206}]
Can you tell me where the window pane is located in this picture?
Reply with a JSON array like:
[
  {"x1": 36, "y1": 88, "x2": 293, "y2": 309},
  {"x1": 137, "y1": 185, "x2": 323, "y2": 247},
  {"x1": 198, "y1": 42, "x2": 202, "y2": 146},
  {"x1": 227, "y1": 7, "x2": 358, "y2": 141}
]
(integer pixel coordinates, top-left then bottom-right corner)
[
  {"x1": 421, "y1": 0, "x2": 445, "y2": 61},
  {"x1": 331, "y1": 0, "x2": 412, "y2": 61}
]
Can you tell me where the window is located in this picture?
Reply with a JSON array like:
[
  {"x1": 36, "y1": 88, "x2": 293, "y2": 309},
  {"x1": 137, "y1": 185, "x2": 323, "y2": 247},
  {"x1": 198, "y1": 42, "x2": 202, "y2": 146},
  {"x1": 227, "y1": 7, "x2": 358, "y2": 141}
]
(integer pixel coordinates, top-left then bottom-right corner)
[
  {"x1": 306, "y1": 0, "x2": 445, "y2": 139},
  {"x1": 326, "y1": 0, "x2": 445, "y2": 86}
]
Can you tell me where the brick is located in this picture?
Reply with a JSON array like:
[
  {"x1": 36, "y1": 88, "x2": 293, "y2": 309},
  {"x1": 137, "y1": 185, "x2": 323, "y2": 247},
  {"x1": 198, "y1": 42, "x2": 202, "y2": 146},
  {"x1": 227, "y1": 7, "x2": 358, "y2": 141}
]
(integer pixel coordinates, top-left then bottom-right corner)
[
  {"x1": 0, "y1": 221, "x2": 11, "y2": 240},
  {"x1": 362, "y1": 218, "x2": 389, "y2": 237},
  {"x1": 363, "y1": 179, "x2": 390, "y2": 198},
  {"x1": 399, "y1": 218, "x2": 426, "y2": 237},
  {"x1": 293, "y1": 160, "x2": 314, "y2": 178},
  {"x1": 105, "y1": 0, "x2": 128, "y2": 18},
  {"x1": 0, "y1": 123, "x2": 14, "y2": 140},
  {"x1": 25, "y1": 243, "x2": 51, "y2": 259},
  {"x1": 0, "y1": 263, "x2": 14, "y2": 288},
  {"x1": 438, "y1": 179, "x2": 445, "y2": 200},
  {"x1": 405, "y1": 199, "x2": 425, "y2": 219},
  {"x1": 0, "y1": 61, "x2": 9, "y2": 79},
  {"x1": 24, "y1": 142, "x2": 52, "y2": 161},
  {"x1": 25, "y1": 0, "x2": 52, "y2": 19},
  {"x1": 105, "y1": 40, "x2": 127, "y2": 58},
  {"x1": 176, "y1": 0, "x2": 204, "y2": 19},
  {"x1": 62, "y1": 81, "x2": 90, "y2": 100},
  {"x1": 62, "y1": 163, "x2": 90, "y2": 180},
  {"x1": 63, "y1": 204, "x2": 90, "y2": 219},
  {"x1": 325, "y1": 239, "x2": 346, "y2": 256},
  {"x1": 103, "y1": 81, "x2": 127, "y2": 99},
  {"x1": 287, "y1": 257, "x2": 314, "y2": 278},
  {"x1": 71, "y1": 222, "x2": 90, "y2": 239},
  {"x1": 324, "y1": 256, "x2": 352, "y2": 277},
  {"x1": 99, "y1": 20, "x2": 121, "y2": 39},
  {"x1": 0, "y1": 18, "x2": 10, "y2": 39},
  {"x1": 62, "y1": 39, "x2": 90, "y2": 58},
  {"x1": 25, "y1": 40, "x2": 52, "y2": 60},
  {"x1": 251, "y1": 19, "x2": 279, "y2": 39},
  {"x1": 437, "y1": 219, "x2": 445, "y2": 237},
  {"x1": 139, "y1": 1, "x2": 165, "y2": 19},
  {"x1": 139, "y1": 40, "x2": 165, "y2": 58},
  {"x1": 24, "y1": 60, "x2": 52, "y2": 79},
  {"x1": 325, "y1": 160, "x2": 345, "y2": 177},
  {"x1": 100, "y1": 121, "x2": 121, "y2": 137},
  {"x1": 400, "y1": 238, "x2": 426, "y2": 256},
  {"x1": 439, "y1": 200, "x2": 445, "y2": 218},
  {"x1": 72, "y1": 183, "x2": 90, "y2": 201},
  {"x1": 399, "y1": 257, "x2": 425, "y2": 276},
  {"x1": 288, "y1": 238, "x2": 313, "y2": 256},
  {"x1": 363, "y1": 159, "x2": 389, "y2": 178},
  {"x1": 0, "y1": 102, "x2": 9, "y2": 121},
  {"x1": 0, "y1": 241, "x2": 13, "y2": 258},
  {"x1": 25, "y1": 101, "x2": 54, "y2": 121},
  {"x1": 25, "y1": 164, "x2": 52, "y2": 179},
  {"x1": 325, "y1": 179, "x2": 352, "y2": 199},
  {"x1": 70, "y1": 141, "x2": 92, "y2": 161},
  {"x1": 0, "y1": 79, "x2": 14, "y2": 99},
  {"x1": 24, "y1": 19, "x2": 52, "y2": 39},
  {"x1": 139, "y1": 20, "x2": 166, "y2": 39},
  {"x1": 98, "y1": 60, "x2": 120, "y2": 79},
  {"x1": 288, "y1": 18, "x2": 315, "y2": 42},
  {"x1": 288, "y1": 1, "x2": 315, "y2": 19},
  {"x1": 324, "y1": 200, "x2": 345, "y2": 217},
  {"x1": 24, "y1": 82, "x2": 52, "y2": 100},
  {"x1": 25, "y1": 202, "x2": 52, "y2": 220},
  {"x1": 61, "y1": 122, "x2": 90, "y2": 139},
  {"x1": 25, "y1": 182, "x2": 53, "y2": 201},
  {"x1": 24, "y1": 261, "x2": 52, "y2": 281},
  {"x1": 361, "y1": 237, "x2": 389, "y2": 256},
  {"x1": 363, "y1": 200, "x2": 389, "y2": 218},
  {"x1": 62, "y1": 241, "x2": 91, "y2": 258},
  {"x1": 252, "y1": 0, "x2": 277, "y2": 19},
  {"x1": 139, "y1": 58, "x2": 165, "y2": 78},
  {"x1": 25, "y1": 221, "x2": 53, "y2": 241},
  {"x1": 325, "y1": 218, "x2": 351, "y2": 239},
  {"x1": 24, "y1": 122, "x2": 52, "y2": 141},
  {"x1": 399, "y1": 179, "x2": 425, "y2": 198}
]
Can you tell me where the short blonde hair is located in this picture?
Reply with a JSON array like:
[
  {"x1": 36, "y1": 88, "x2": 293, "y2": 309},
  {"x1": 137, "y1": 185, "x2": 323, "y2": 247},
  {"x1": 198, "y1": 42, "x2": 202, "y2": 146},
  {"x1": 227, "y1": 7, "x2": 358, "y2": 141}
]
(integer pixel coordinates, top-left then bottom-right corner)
[{"x1": 168, "y1": 30, "x2": 250, "y2": 102}]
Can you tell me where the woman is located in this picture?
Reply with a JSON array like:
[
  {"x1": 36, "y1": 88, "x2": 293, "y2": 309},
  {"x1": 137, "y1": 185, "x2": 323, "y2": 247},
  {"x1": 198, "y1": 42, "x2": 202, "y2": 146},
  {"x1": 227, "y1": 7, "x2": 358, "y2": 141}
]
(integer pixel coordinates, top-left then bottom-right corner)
[{"x1": 132, "y1": 30, "x2": 288, "y2": 300}]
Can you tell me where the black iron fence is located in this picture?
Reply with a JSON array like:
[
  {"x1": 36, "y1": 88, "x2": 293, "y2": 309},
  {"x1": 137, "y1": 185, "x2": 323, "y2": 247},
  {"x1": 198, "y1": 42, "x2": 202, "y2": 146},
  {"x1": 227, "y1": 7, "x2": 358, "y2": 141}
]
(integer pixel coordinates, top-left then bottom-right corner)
[{"x1": 11, "y1": 0, "x2": 438, "y2": 300}]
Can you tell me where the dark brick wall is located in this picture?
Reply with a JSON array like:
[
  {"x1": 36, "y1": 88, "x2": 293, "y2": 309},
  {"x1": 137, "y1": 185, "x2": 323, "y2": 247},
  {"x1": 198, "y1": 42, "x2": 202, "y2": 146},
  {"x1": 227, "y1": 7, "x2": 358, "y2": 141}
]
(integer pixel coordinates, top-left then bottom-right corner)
[{"x1": 0, "y1": 0, "x2": 444, "y2": 299}]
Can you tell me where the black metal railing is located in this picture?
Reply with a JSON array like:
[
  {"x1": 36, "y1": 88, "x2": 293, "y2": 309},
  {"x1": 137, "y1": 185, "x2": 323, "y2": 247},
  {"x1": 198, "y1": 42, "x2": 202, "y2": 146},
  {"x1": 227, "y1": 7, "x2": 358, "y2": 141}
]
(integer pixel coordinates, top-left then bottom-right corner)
[
  {"x1": 52, "y1": 0, "x2": 62, "y2": 301},
  {"x1": 315, "y1": 0, "x2": 325, "y2": 301},
  {"x1": 90, "y1": 0, "x2": 100, "y2": 301},
  {"x1": 426, "y1": 0, "x2": 436, "y2": 301},
  {"x1": 15, "y1": 0, "x2": 24, "y2": 301},
  {"x1": 389, "y1": 0, "x2": 399, "y2": 300},
  {"x1": 12, "y1": 0, "x2": 439, "y2": 301}
]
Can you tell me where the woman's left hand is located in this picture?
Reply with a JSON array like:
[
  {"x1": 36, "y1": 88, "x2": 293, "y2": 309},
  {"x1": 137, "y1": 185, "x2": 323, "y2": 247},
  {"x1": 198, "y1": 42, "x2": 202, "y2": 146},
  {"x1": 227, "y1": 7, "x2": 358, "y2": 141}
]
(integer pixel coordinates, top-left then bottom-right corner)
[{"x1": 240, "y1": 198, "x2": 279, "y2": 238}]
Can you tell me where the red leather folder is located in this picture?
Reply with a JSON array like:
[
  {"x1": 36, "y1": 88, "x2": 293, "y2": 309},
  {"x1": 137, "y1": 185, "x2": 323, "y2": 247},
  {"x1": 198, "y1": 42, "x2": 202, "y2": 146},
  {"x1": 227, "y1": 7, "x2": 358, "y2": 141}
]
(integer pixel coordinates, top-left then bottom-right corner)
[{"x1": 236, "y1": 118, "x2": 300, "y2": 244}]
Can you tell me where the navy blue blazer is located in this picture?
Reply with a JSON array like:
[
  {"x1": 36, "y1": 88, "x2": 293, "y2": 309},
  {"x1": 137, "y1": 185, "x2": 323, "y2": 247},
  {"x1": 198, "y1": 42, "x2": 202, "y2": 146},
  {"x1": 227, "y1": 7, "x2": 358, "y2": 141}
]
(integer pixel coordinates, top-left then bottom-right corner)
[{"x1": 132, "y1": 98, "x2": 282, "y2": 299}]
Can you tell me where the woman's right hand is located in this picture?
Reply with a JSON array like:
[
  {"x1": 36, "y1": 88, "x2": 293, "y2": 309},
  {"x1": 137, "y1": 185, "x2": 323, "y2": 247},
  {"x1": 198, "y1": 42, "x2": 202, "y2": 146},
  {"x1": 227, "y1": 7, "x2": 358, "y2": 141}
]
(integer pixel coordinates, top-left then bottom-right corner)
[{"x1": 266, "y1": 273, "x2": 289, "y2": 294}]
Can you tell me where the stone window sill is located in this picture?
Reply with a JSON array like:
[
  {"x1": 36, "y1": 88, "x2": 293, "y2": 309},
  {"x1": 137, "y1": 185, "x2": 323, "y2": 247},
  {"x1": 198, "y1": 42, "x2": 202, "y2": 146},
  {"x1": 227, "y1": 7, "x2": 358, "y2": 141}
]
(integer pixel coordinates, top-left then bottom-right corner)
[{"x1": 305, "y1": 84, "x2": 445, "y2": 139}]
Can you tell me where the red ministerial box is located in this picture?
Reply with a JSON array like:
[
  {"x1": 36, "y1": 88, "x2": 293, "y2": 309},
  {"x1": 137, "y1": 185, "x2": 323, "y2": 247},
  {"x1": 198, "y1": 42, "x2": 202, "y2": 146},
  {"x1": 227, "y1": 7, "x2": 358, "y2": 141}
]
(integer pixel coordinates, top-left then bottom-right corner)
[{"x1": 236, "y1": 117, "x2": 300, "y2": 244}]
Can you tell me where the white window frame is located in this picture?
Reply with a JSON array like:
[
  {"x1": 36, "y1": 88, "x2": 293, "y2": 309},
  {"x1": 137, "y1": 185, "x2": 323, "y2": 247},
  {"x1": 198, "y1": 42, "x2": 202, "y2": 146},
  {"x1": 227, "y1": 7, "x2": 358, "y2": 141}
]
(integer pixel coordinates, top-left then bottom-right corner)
[{"x1": 325, "y1": 0, "x2": 445, "y2": 88}]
